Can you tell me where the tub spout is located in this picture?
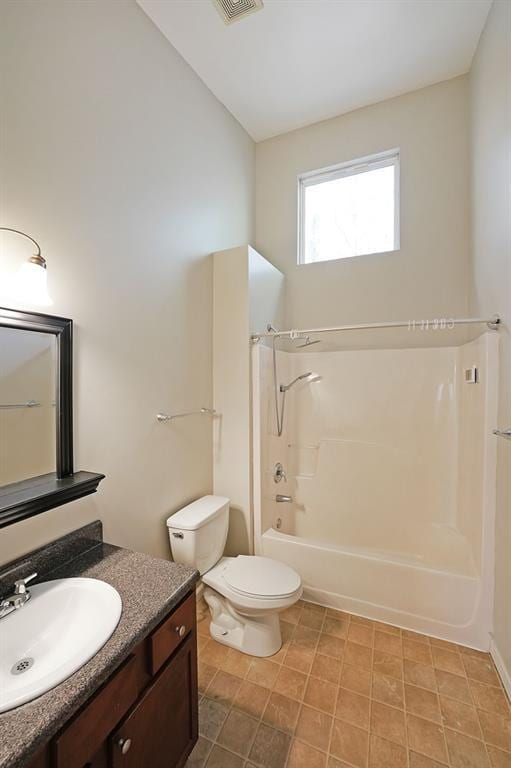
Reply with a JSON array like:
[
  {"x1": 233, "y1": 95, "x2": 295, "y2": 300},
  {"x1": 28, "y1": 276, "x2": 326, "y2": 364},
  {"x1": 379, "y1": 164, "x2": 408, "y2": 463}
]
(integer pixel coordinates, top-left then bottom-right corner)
[{"x1": 276, "y1": 494, "x2": 293, "y2": 503}]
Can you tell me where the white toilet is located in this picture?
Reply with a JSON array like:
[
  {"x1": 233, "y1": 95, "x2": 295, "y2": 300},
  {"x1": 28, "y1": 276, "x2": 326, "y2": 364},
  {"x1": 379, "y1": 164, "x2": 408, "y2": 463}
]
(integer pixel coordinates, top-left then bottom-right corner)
[{"x1": 167, "y1": 495, "x2": 302, "y2": 657}]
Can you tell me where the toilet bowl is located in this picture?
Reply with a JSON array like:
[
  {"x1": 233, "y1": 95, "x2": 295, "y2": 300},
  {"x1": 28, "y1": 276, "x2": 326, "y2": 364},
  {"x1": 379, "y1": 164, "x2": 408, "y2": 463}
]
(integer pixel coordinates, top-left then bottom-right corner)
[{"x1": 167, "y1": 495, "x2": 302, "y2": 657}]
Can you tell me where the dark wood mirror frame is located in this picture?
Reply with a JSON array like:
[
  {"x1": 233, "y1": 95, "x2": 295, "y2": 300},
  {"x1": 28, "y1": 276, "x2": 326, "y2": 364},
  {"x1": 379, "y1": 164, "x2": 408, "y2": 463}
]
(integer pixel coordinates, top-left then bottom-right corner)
[{"x1": 0, "y1": 306, "x2": 104, "y2": 528}]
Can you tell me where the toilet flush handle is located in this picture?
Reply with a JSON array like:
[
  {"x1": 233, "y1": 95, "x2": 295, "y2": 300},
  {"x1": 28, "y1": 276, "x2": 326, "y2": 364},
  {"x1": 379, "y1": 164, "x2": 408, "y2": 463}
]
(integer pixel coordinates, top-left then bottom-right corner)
[{"x1": 172, "y1": 531, "x2": 184, "y2": 539}]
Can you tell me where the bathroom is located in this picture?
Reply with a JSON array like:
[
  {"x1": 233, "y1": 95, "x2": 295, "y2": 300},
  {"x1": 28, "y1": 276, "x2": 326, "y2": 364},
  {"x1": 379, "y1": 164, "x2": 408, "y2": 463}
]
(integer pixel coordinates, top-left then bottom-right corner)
[{"x1": 0, "y1": 0, "x2": 509, "y2": 766}]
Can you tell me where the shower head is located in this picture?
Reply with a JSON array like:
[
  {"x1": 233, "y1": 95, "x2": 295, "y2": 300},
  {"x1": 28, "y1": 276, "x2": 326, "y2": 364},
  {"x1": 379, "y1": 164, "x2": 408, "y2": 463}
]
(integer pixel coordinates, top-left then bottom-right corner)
[{"x1": 280, "y1": 372, "x2": 319, "y2": 392}]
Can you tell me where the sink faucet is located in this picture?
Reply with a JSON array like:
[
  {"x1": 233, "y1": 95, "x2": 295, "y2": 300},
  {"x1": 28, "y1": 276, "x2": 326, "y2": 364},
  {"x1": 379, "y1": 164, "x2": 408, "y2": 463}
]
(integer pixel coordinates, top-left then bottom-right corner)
[{"x1": 0, "y1": 573, "x2": 37, "y2": 619}]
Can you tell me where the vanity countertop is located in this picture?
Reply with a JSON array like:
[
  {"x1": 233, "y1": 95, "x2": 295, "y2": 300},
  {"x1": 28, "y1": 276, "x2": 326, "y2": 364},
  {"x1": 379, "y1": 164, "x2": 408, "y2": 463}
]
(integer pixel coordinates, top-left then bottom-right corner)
[{"x1": 0, "y1": 528, "x2": 199, "y2": 768}]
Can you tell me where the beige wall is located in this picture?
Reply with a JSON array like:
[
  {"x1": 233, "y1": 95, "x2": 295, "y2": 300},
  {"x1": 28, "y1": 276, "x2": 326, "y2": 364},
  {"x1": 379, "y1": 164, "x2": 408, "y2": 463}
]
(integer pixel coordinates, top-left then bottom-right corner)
[
  {"x1": 469, "y1": 0, "x2": 511, "y2": 684},
  {"x1": 255, "y1": 76, "x2": 470, "y2": 332},
  {"x1": 0, "y1": 0, "x2": 254, "y2": 564},
  {"x1": 212, "y1": 246, "x2": 284, "y2": 555}
]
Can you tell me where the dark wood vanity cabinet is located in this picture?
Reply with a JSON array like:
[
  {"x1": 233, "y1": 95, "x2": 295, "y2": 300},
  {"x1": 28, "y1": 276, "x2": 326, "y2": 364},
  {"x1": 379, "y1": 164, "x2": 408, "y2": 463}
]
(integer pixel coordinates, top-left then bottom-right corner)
[{"x1": 29, "y1": 591, "x2": 198, "y2": 768}]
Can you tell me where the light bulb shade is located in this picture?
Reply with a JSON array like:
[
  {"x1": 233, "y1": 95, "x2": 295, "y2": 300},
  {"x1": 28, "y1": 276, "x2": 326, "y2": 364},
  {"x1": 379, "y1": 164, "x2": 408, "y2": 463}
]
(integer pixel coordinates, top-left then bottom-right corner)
[{"x1": 12, "y1": 259, "x2": 53, "y2": 306}]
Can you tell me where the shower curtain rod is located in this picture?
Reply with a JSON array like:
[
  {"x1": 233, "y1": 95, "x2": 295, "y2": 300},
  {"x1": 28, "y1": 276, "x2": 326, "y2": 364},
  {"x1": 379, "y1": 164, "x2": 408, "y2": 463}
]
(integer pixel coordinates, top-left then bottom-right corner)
[{"x1": 251, "y1": 314, "x2": 500, "y2": 341}]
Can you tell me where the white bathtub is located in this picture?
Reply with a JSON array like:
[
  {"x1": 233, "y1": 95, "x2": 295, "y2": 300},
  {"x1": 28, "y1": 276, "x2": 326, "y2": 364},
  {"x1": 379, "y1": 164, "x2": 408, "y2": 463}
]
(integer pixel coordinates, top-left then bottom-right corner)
[{"x1": 261, "y1": 527, "x2": 489, "y2": 650}]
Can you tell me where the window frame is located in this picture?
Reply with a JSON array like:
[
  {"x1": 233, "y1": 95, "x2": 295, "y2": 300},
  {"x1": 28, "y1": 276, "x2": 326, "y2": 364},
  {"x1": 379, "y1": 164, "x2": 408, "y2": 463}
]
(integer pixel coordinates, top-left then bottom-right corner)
[{"x1": 297, "y1": 148, "x2": 400, "y2": 265}]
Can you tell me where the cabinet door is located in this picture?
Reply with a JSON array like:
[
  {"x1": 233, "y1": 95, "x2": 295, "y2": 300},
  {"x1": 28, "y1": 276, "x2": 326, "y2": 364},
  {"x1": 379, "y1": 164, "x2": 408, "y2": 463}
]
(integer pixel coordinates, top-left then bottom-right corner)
[{"x1": 110, "y1": 634, "x2": 197, "y2": 768}]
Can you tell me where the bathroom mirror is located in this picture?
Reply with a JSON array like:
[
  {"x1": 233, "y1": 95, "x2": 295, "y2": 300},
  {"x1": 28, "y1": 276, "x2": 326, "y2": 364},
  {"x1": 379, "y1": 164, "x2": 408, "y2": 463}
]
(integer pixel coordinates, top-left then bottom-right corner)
[
  {"x1": 0, "y1": 327, "x2": 57, "y2": 485},
  {"x1": 0, "y1": 306, "x2": 104, "y2": 528}
]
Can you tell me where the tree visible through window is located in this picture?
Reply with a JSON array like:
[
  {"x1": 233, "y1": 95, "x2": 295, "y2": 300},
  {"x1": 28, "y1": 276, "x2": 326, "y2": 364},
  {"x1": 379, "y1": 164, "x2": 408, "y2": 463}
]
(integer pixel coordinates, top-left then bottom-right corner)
[{"x1": 298, "y1": 150, "x2": 400, "y2": 264}]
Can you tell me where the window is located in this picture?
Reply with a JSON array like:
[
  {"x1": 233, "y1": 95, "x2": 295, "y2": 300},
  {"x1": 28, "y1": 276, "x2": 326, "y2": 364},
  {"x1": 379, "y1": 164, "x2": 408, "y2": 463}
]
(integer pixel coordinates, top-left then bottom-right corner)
[{"x1": 298, "y1": 149, "x2": 400, "y2": 264}]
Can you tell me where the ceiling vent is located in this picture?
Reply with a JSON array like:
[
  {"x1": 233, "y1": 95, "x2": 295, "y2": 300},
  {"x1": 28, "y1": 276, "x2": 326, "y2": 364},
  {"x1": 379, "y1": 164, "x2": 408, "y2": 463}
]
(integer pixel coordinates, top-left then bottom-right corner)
[{"x1": 212, "y1": 0, "x2": 264, "y2": 25}]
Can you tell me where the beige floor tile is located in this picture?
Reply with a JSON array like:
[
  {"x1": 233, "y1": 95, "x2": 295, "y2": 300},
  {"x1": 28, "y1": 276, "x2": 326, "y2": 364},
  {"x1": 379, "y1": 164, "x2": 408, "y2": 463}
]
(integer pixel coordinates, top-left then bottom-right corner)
[
  {"x1": 336, "y1": 687, "x2": 370, "y2": 729},
  {"x1": 432, "y1": 647, "x2": 466, "y2": 676},
  {"x1": 373, "y1": 649, "x2": 404, "y2": 680},
  {"x1": 374, "y1": 630, "x2": 403, "y2": 657},
  {"x1": 326, "y1": 607, "x2": 351, "y2": 621},
  {"x1": 408, "y1": 750, "x2": 448, "y2": 767},
  {"x1": 435, "y1": 669, "x2": 472, "y2": 704},
  {"x1": 281, "y1": 619, "x2": 296, "y2": 644},
  {"x1": 284, "y1": 642, "x2": 315, "y2": 674},
  {"x1": 318, "y1": 633, "x2": 345, "y2": 659},
  {"x1": 311, "y1": 653, "x2": 342, "y2": 685},
  {"x1": 405, "y1": 683, "x2": 442, "y2": 723},
  {"x1": 462, "y1": 655, "x2": 501, "y2": 686},
  {"x1": 368, "y1": 733, "x2": 407, "y2": 768},
  {"x1": 478, "y1": 709, "x2": 511, "y2": 752},
  {"x1": 197, "y1": 616, "x2": 211, "y2": 638},
  {"x1": 206, "y1": 670, "x2": 243, "y2": 705},
  {"x1": 440, "y1": 696, "x2": 482, "y2": 737},
  {"x1": 293, "y1": 624, "x2": 320, "y2": 651},
  {"x1": 407, "y1": 713, "x2": 448, "y2": 763},
  {"x1": 340, "y1": 664, "x2": 372, "y2": 696},
  {"x1": 372, "y1": 620, "x2": 401, "y2": 637},
  {"x1": 197, "y1": 635, "x2": 209, "y2": 653},
  {"x1": 205, "y1": 744, "x2": 244, "y2": 768},
  {"x1": 248, "y1": 723, "x2": 292, "y2": 768},
  {"x1": 281, "y1": 603, "x2": 303, "y2": 625},
  {"x1": 330, "y1": 718, "x2": 369, "y2": 767},
  {"x1": 323, "y1": 616, "x2": 349, "y2": 639},
  {"x1": 233, "y1": 680, "x2": 271, "y2": 718},
  {"x1": 345, "y1": 640, "x2": 372, "y2": 670},
  {"x1": 287, "y1": 739, "x2": 327, "y2": 768},
  {"x1": 262, "y1": 691, "x2": 301, "y2": 733},
  {"x1": 469, "y1": 680, "x2": 511, "y2": 715},
  {"x1": 217, "y1": 709, "x2": 259, "y2": 757},
  {"x1": 202, "y1": 639, "x2": 231, "y2": 668},
  {"x1": 198, "y1": 662, "x2": 217, "y2": 694},
  {"x1": 300, "y1": 605, "x2": 325, "y2": 631},
  {"x1": 430, "y1": 637, "x2": 463, "y2": 653},
  {"x1": 486, "y1": 744, "x2": 511, "y2": 768},
  {"x1": 444, "y1": 728, "x2": 490, "y2": 768},
  {"x1": 247, "y1": 658, "x2": 280, "y2": 689},
  {"x1": 295, "y1": 705, "x2": 333, "y2": 752},
  {"x1": 327, "y1": 757, "x2": 355, "y2": 768},
  {"x1": 304, "y1": 676, "x2": 338, "y2": 714},
  {"x1": 274, "y1": 666, "x2": 308, "y2": 700},
  {"x1": 348, "y1": 622, "x2": 374, "y2": 648},
  {"x1": 221, "y1": 648, "x2": 252, "y2": 678},
  {"x1": 351, "y1": 615, "x2": 374, "y2": 627},
  {"x1": 372, "y1": 671, "x2": 404, "y2": 708},
  {"x1": 404, "y1": 659, "x2": 438, "y2": 692},
  {"x1": 370, "y1": 700, "x2": 406, "y2": 746},
  {"x1": 404, "y1": 639, "x2": 434, "y2": 666}
]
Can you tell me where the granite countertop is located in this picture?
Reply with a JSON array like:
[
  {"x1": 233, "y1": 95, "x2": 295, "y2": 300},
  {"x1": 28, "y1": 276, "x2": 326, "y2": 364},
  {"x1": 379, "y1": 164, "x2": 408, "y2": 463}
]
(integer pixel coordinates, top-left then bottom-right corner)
[{"x1": 0, "y1": 526, "x2": 199, "y2": 768}]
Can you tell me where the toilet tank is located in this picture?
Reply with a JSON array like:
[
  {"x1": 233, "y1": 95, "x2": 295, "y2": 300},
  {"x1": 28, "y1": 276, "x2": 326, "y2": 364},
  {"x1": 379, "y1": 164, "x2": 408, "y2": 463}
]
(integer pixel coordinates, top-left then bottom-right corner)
[{"x1": 167, "y1": 495, "x2": 229, "y2": 574}]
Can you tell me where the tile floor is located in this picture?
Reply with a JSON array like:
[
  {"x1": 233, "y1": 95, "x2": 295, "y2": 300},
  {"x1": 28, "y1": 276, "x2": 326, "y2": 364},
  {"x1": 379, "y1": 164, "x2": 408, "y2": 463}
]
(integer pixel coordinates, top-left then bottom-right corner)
[{"x1": 188, "y1": 599, "x2": 511, "y2": 768}]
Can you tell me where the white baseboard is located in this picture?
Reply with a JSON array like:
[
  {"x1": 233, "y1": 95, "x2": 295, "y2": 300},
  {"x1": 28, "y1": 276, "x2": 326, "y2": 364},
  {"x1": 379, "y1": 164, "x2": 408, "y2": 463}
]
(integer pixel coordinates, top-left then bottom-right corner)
[{"x1": 490, "y1": 637, "x2": 511, "y2": 700}]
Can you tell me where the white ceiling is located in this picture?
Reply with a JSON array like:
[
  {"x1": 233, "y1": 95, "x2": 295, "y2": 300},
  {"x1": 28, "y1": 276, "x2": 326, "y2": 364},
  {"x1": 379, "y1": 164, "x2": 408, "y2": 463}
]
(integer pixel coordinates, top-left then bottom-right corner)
[{"x1": 137, "y1": 0, "x2": 492, "y2": 142}]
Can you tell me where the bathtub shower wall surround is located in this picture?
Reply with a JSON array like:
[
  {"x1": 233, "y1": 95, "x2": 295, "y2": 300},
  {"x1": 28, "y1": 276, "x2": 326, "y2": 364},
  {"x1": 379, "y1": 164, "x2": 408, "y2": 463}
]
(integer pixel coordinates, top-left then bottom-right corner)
[
  {"x1": 469, "y1": 0, "x2": 511, "y2": 692},
  {"x1": 0, "y1": 0, "x2": 254, "y2": 564},
  {"x1": 253, "y1": 333, "x2": 498, "y2": 649}
]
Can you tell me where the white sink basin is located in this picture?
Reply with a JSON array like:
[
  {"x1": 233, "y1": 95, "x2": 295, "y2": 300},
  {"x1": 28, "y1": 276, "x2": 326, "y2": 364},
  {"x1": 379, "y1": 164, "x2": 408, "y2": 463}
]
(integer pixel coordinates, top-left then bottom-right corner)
[{"x1": 0, "y1": 577, "x2": 122, "y2": 713}]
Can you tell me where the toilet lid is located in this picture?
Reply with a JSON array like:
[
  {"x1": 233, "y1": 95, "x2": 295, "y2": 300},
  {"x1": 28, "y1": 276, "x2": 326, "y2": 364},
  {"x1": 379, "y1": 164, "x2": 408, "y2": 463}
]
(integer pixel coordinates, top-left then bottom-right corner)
[{"x1": 224, "y1": 556, "x2": 301, "y2": 599}]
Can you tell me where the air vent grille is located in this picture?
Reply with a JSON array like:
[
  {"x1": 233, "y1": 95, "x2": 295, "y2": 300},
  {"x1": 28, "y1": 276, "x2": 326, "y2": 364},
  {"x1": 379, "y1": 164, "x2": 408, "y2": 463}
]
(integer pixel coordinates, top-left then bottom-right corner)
[{"x1": 213, "y1": 0, "x2": 264, "y2": 25}]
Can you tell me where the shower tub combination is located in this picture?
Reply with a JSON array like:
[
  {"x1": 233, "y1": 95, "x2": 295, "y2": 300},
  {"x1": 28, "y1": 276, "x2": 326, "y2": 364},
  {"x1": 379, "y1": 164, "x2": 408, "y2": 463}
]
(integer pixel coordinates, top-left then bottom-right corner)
[{"x1": 252, "y1": 331, "x2": 498, "y2": 650}]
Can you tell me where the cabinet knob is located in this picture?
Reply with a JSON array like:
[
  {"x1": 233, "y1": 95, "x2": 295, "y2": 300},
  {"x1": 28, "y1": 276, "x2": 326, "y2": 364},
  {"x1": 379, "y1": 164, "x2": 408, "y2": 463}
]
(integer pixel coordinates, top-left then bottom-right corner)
[
  {"x1": 117, "y1": 737, "x2": 132, "y2": 755},
  {"x1": 175, "y1": 624, "x2": 186, "y2": 637}
]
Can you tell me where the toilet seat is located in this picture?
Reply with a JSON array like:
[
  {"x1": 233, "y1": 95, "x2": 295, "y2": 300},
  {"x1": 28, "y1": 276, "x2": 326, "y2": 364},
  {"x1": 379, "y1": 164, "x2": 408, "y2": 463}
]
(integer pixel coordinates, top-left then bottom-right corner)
[{"x1": 223, "y1": 555, "x2": 301, "y2": 600}]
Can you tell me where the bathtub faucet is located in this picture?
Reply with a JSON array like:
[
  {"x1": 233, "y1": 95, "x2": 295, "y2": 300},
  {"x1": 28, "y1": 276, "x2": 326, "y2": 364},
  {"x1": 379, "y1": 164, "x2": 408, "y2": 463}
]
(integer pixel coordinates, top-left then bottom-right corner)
[{"x1": 276, "y1": 494, "x2": 293, "y2": 503}]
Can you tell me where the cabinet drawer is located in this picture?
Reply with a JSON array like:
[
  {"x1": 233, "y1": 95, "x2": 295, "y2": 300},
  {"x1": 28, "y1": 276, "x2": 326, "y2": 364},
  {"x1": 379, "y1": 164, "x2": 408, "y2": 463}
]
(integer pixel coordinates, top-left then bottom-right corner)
[
  {"x1": 150, "y1": 591, "x2": 195, "y2": 675},
  {"x1": 53, "y1": 652, "x2": 142, "y2": 768}
]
